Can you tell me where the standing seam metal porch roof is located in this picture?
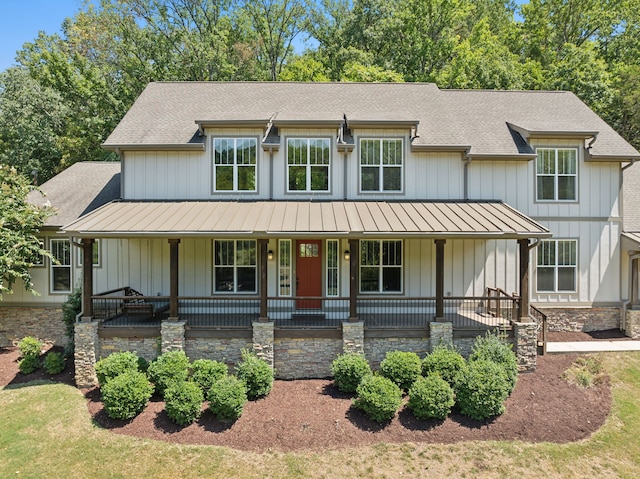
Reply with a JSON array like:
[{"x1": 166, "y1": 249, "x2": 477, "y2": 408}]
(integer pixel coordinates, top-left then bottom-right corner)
[{"x1": 62, "y1": 201, "x2": 551, "y2": 239}]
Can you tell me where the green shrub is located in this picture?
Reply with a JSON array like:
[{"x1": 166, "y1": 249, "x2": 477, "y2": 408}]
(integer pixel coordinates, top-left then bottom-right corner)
[
  {"x1": 191, "y1": 359, "x2": 228, "y2": 394},
  {"x1": 95, "y1": 351, "x2": 140, "y2": 387},
  {"x1": 137, "y1": 356, "x2": 150, "y2": 374},
  {"x1": 331, "y1": 353, "x2": 372, "y2": 393},
  {"x1": 422, "y1": 345, "x2": 466, "y2": 385},
  {"x1": 469, "y1": 331, "x2": 519, "y2": 393},
  {"x1": 17, "y1": 336, "x2": 42, "y2": 359},
  {"x1": 353, "y1": 374, "x2": 403, "y2": 422},
  {"x1": 454, "y1": 359, "x2": 511, "y2": 421},
  {"x1": 147, "y1": 350, "x2": 190, "y2": 396},
  {"x1": 18, "y1": 354, "x2": 40, "y2": 374},
  {"x1": 208, "y1": 375, "x2": 248, "y2": 422},
  {"x1": 62, "y1": 287, "x2": 82, "y2": 354},
  {"x1": 43, "y1": 351, "x2": 65, "y2": 374},
  {"x1": 101, "y1": 371, "x2": 154, "y2": 420},
  {"x1": 407, "y1": 375, "x2": 455, "y2": 420},
  {"x1": 379, "y1": 350, "x2": 422, "y2": 392},
  {"x1": 236, "y1": 349, "x2": 274, "y2": 400},
  {"x1": 164, "y1": 381, "x2": 204, "y2": 425}
]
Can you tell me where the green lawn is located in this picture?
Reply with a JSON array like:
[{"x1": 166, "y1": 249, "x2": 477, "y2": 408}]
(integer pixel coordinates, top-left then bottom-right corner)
[{"x1": 1, "y1": 352, "x2": 639, "y2": 479}]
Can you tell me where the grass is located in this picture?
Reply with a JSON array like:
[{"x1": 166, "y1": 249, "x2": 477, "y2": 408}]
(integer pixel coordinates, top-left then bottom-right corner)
[{"x1": 1, "y1": 353, "x2": 640, "y2": 478}]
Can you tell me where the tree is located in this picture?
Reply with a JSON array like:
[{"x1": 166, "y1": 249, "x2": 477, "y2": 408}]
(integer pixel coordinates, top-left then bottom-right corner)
[{"x1": 0, "y1": 165, "x2": 53, "y2": 299}]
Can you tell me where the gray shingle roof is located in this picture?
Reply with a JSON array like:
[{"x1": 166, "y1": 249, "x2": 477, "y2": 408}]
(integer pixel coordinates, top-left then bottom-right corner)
[
  {"x1": 28, "y1": 162, "x2": 121, "y2": 227},
  {"x1": 104, "y1": 82, "x2": 639, "y2": 160}
]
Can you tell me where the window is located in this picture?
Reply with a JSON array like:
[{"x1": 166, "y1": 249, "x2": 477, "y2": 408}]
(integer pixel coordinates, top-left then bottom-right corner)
[
  {"x1": 213, "y1": 138, "x2": 257, "y2": 191},
  {"x1": 326, "y1": 240, "x2": 339, "y2": 296},
  {"x1": 77, "y1": 240, "x2": 100, "y2": 267},
  {"x1": 536, "y1": 148, "x2": 577, "y2": 201},
  {"x1": 30, "y1": 239, "x2": 45, "y2": 267},
  {"x1": 360, "y1": 139, "x2": 403, "y2": 192},
  {"x1": 360, "y1": 240, "x2": 402, "y2": 293},
  {"x1": 279, "y1": 239, "x2": 292, "y2": 296},
  {"x1": 214, "y1": 240, "x2": 257, "y2": 293},
  {"x1": 537, "y1": 239, "x2": 577, "y2": 292},
  {"x1": 287, "y1": 138, "x2": 330, "y2": 192},
  {"x1": 50, "y1": 238, "x2": 71, "y2": 293}
]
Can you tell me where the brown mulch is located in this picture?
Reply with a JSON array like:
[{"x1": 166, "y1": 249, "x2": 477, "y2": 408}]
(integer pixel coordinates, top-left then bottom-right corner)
[
  {"x1": 547, "y1": 328, "x2": 639, "y2": 342},
  {"x1": 1, "y1": 346, "x2": 611, "y2": 453}
]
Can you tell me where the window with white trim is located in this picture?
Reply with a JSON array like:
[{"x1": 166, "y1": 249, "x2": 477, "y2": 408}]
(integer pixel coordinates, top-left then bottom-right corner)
[
  {"x1": 536, "y1": 148, "x2": 577, "y2": 201},
  {"x1": 537, "y1": 239, "x2": 577, "y2": 292},
  {"x1": 360, "y1": 139, "x2": 403, "y2": 192},
  {"x1": 213, "y1": 138, "x2": 257, "y2": 191},
  {"x1": 77, "y1": 239, "x2": 101, "y2": 267},
  {"x1": 360, "y1": 240, "x2": 402, "y2": 292},
  {"x1": 214, "y1": 240, "x2": 257, "y2": 293},
  {"x1": 287, "y1": 138, "x2": 330, "y2": 191},
  {"x1": 326, "y1": 239, "x2": 339, "y2": 296},
  {"x1": 278, "y1": 239, "x2": 292, "y2": 296},
  {"x1": 50, "y1": 238, "x2": 71, "y2": 293}
]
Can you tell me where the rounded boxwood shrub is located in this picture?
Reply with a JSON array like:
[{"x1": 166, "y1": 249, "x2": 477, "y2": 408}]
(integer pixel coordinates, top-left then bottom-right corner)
[
  {"x1": 95, "y1": 351, "x2": 140, "y2": 387},
  {"x1": 43, "y1": 351, "x2": 65, "y2": 375},
  {"x1": 18, "y1": 336, "x2": 42, "y2": 359},
  {"x1": 101, "y1": 371, "x2": 154, "y2": 420},
  {"x1": 208, "y1": 375, "x2": 248, "y2": 422},
  {"x1": 407, "y1": 375, "x2": 455, "y2": 420},
  {"x1": 137, "y1": 356, "x2": 150, "y2": 374},
  {"x1": 147, "y1": 350, "x2": 190, "y2": 396},
  {"x1": 454, "y1": 359, "x2": 511, "y2": 421},
  {"x1": 469, "y1": 331, "x2": 518, "y2": 393},
  {"x1": 422, "y1": 345, "x2": 466, "y2": 386},
  {"x1": 379, "y1": 350, "x2": 422, "y2": 392},
  {"x1": 18, "y1": 354, "x2": 40, "y2": 374},
  {"x1": 331, "y1": 353, "x2": 372, "y2": 393},
  {"x1": 353, "y1": 374, "x2": 403, "y2": 423},
  {"x1": 190, "y1": 359, "x2": 228, "y2": 394},
  {"x1": 236, "y1": 349, "x2": 273, "y2": 400},
  {"x1": 164, "y1": 381, "x2": 204, "y2": 425}
]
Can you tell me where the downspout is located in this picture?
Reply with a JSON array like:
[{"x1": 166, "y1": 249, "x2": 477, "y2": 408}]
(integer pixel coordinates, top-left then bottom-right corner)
[
  {"x1": 463, "y1": 149, "x2": 471, "y2": 201},
  {"x1": 269, "y1": 148, "x2": 274, "y2": 201}
]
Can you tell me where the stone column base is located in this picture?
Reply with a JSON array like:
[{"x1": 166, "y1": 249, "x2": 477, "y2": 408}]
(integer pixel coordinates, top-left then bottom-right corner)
[
  {"x1": 252, "y1": 321, "x2": 274, "y2": 369},
  {"x1": 161, "y1": 320, "x2": 186, "y2": 353},
  {"x1": 429, "y1": 322, "x2": 452, "y2": 350},
  {"x1": 514, "y1": 321, "x2": 537, "y2": 372},
  {"x1": 74, "y1": 320, "x2": 99, "y2": 388},
  {"x1": 342, "y1": 321, "x2": 364, "y2": 354},
  {"x1": 625, "y1": 309, "x2": 640, "y2": 338}
]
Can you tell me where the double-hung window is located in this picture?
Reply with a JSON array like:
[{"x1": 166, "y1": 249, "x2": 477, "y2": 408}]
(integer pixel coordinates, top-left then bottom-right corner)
[
  {"x1": 360, "y1": 139, "x2": 403, "y2": 192},
  {"x1": 537, "y1": 239, "x2": 577, "y2": 292},
  {"x1": 77, "y1": 239, "x2": 101, "y2": 267},
  {"x1": 50, "y1": 238, "x2": 71, "y2": 293},
  {"x1": 213, "y1": 138, "x2": 257, "y2": 191},
  {"x1": 214, "y1": 240, "x2": 257, "y2": 293},
  {"x1": 360, "y1": 240, "x2": 402, "y2": 293},
  {"x1": 536, "y1": 148, "x2": 577, "y2": 201},
  {"x1": 287, "y1": 138, "x2": 330, "y2": 192}
]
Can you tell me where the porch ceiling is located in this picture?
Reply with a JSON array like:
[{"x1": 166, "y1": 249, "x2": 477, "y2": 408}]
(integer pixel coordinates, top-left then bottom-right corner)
[{"x1": 62, "y1": 200, "x2": 550, "y2": 240}]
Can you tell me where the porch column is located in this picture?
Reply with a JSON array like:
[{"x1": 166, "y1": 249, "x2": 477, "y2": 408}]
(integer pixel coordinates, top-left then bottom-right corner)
[
  {"x1": 349, "y1": 238, "x2": 359, "y2": 321},
  {"x1": 518, "y1": 239, "x2": 530, "y2": 320},
  {"x1": 168, "y1": 238, "x2": 180, "y2": 320},
  {"x1": 435, "y1": 239, "x2": 445, "y2": 321},
  {"x1": 81, "y1": 238, "x2": 95, "y2": 321},
  {"x1": 259, "y1": 238, "x2": 269, "y2": 322}
]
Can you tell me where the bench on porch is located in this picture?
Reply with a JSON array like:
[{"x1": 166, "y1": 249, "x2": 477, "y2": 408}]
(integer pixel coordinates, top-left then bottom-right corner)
[{"x1": 122, "y1": 287, "x2": 170, "y2": 320}]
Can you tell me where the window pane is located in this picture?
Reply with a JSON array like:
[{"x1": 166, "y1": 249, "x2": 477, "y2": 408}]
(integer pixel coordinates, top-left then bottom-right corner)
[
  {"x1": 361, "y1": 267, "x2": 379, "y2": 292},
  {"x1": 538, "y1": 241, "x2": 555, "y2": 266},
  {"x1": 289, "y1": 165, "x2": 307, "y2": 190},
  {"x1": 237, "y1": 139, "x2": 256, "y2": 165},
  {"x1": 52, "y1": 268, "x2": 71, "y2": 292},
  {"x1": 537, "y1": 267, "x2": 555, "y2": 291},
  {"x1": 382, "y1": 241, "x2": 402, "y2": 266},
  {"x1": 327, "y1": 269, "x2": 338, "y2": 296},
  {"x1": 214, "y1": 139, "x2": 232, "y2": 164},
  {"x1": 537, "y1": 149, "x2": 555, "y2": 174},
  {"x1": 310, "y1": 165, "x2": 329, "y2": 191},
  {"x1": 310, "y1": 139, "x2": 330, "y2": 165},
  {"x1": 287, "y1": 139, "x2": 307, "y2": 165},
  {"x1": 327, "y1": 240, "x2": 337, "y2": 268},
  {"x1": 557, "y1": 241, "x2": 576, "y2": 265},
  {"x1": 383, "y1": 167, "x2": 402, "y2": 191},
  {"x1": 361, "y1": 166, "x2": 379, "y2": 191},
  {"x1": 279, "y1": 240, "x2": 291, "y2": 296},
  {"x1": 236, "y1": 240, "x2": 256, "y2": 266},
  {"x1": 382, "y1": 267, "x2": 401, "y2": 292},
  {"x1": 557, "y1": 267, "x2": 576, "y2": 291},
  {"x1": 360, "y1": 241, "x2": 379, "y2": 266},
  {"x1": 537, "y1": 176, "x2": 555, "y2": 200},
  {"x1": 557, "y1": 176, "x2": 576, "y2": 200},
  {"x1": 215, "y1": 241, "x2": 234, "y2": 266},
  {"x1": 383, "y1": 140, "x2": 402, "y2": 165},
  {"x1": 558, "y1": 150, "x2": 576, "y2": 174},
  {"x1": 237, "y1": 267, "x2": 256, "y2": 292},
  {"x1": 215, "y1": 267, "x2": 234, "y2": 291},
  {"x1": 215, "y1": 166, "x2": 233, "y2": 190},
  {"x1": 237, "y1": 165, "x2": 255, "y2": 191},
  {"x1": 360, "y1": 140, "x2": 380, "y2": 165}
]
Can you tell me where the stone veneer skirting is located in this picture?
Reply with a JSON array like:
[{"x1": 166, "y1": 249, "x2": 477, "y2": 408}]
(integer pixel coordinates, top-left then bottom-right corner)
[
  {"x1": 100, "y1": 337, "x2": 160, "y2": 362},
  {"x1": 625, "y1": 309, "x2": 640, "y2": 338},
  {"x1": 0, "y1": 306, "x2": 67, "y2": 347},
  {"x1": 541, "y1": 307, "x2": 621, "y2": 332}
]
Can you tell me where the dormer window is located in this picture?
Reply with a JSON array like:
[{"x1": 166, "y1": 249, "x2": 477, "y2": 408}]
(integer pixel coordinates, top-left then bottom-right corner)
[
  {"x1": 536, "y1": 148, "x2": 577, "y2": 201},
  {"x1": 287, "y1": 138, "x2": 330, "y2": 192},
  {"x1": 360, "y1": 139, "x2": 403, "y2": 192},
  {"x1": 213, "y1": 138, "x2": 257, "y2": 192}
]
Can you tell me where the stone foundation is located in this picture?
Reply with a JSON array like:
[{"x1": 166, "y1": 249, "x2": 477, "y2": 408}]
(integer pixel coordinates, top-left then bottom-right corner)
[
  {"x1": 0, "y1": 306, "x2": 67, "y2": 347},
  {"x1": 99, "y1": 337, "x2": 160, "y2": 362},
  {"x1": 364, "y1": 337, "x2": 430, "y2": 370},
  {"x1": 160, "y1": 320, "x2": 186, "y2": 353},
  {"x1": 342, "y1": 321, "x2": 364, "y2": 354},
  {"x1": 430, "y1": 322, "x2": 453, "y2": 348},
  {"x1": 252, "y1": 321, "x2": 274, "y2": 369},
  {"x1": 542, "y1": 307, "x2": 621, "y2": 332},
  {"x1": 74, "y1": 321, "x2": 99, "y2": 388},
  {"x1": 185, "y1": 338, "x2": 252, "y2": 371},
  {"x1": 514, "y1": 322, "x2": 537, "y2": 371},
  {"x1": 452, "y1": 338, "x2": 476, "y2": 357},
  {"x1": 274, "y1": 338, "x2": 342, "y2": 379},
  {"x1": 625, "y1": 309, "x2": 640, "y2": 338}
]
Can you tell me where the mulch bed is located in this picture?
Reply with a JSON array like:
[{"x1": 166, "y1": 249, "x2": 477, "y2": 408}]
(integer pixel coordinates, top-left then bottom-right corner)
[
  {"x1": 0, "y1": 344, "x2": 611, "y2": 453},
  {"x1": 547, "y1": 328, "x2": 639, "y2": 342}
]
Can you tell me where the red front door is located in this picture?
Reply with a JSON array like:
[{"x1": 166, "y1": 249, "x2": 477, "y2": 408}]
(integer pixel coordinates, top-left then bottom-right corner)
[{"x1": 296, "y1": 240, "x2": 322, "y2": 309}]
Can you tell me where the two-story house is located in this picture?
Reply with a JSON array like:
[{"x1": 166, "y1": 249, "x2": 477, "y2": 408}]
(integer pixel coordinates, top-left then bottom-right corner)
[{"x1": 2, "y1": 82, "x2": 639, "y2": 386}]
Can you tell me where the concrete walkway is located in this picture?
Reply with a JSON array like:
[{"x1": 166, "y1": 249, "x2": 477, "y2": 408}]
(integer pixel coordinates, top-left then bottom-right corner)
[{"x1": 547, "y1": 341, "x2": 640, "y2": 353}]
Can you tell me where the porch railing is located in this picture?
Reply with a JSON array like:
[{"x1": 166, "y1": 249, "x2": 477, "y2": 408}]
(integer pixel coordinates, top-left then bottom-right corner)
[{"x1": 529, "y1": 304, "x2": 548, "y2": 355}]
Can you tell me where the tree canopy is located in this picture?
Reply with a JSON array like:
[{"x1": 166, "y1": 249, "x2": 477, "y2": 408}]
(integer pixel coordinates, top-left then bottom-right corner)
[{"x1": 0, "y1": 0, "x2": 638, "y2": 185}]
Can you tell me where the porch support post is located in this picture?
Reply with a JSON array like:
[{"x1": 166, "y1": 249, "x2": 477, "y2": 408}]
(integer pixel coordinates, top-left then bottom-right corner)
[
  {"x1": 518, "y1": 239, "x2": 530, "y2": 321},
  {"x1": 259, "y1": 238, "x2": 269, "y2": 322},
  {"x1": 349, "y1": 238, "x2": 359, "y2": 322},
  {"x1": 435, "y1": 239, "x2": 446, "y2": 321},
  {"x1": 168, "y1": 238, "x2": 180, "y2": 320},
  {"x1": 81, "y1": 238, "x2": 95, "y2": 321}
]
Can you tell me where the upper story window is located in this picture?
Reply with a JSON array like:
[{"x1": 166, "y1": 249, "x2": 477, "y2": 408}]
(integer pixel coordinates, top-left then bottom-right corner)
[
  {"x1": 536, "y1": 148, "x2": 577, "y2": 201},
  {"x1": 360, "y1": 139, "x2": 403, "y2": 192},
  {"x1": 50, "y1": 238, "x2": 71, "y2": 293},
  {"x1": 287, "y1": 138, "x2": 330, "y2": 192},
  {"x1": 536, "y1": 239, "x2": 577, "y2": 292},
  {"x1": 360, "y1": 240, "x2": 402, "y2": 293},
  {"x1": 213, "y1": 138, "x2": 257, "y2": 192}
]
